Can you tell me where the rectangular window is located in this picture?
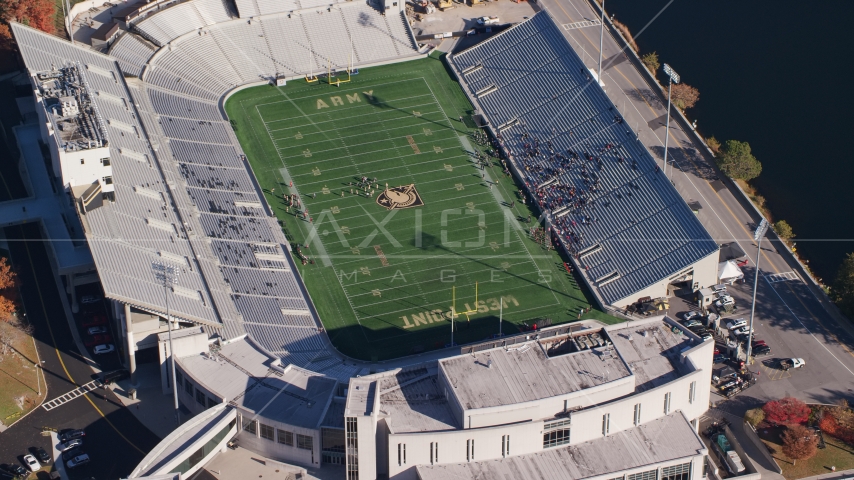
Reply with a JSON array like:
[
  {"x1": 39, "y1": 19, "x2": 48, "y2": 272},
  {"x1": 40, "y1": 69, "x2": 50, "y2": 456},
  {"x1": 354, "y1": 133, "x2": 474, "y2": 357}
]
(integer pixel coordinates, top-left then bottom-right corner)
[
  {"x1": 259, "y1": 423, "x2": 274, "y2": 441},
  {"x1": 628, "y1": 469, "x2": 658, "y2": 480},
  {"x1": 243, "y1": 418, "x2": 256, "y2": 435},
  {"x1": 403, "y1": 443, "x2": 406, "y2": 464},
  {"x1": 195, "y1": 388, "x2": 205, "y2": 406},
  {"x1": 466, "y1": 439, "x2": 474, "y2": 461},
  {"x1": 430, "y1": 442, "x2": 434, "y2": 465},
  {"x1": 101, "y1": 157, "x2": 110, "y2": 166},
  {"x1": 544, "y1": 418, "x2": 571, "y2": 430},
  {"x1": 398, "y1": 443, "x2": 401, "y2": 466},
  {"x1": 175, "y1": 370, "x2": 183, "y2": 388},
  {"x1": 664, "y1": 392, "x2": 672, "y2": 414},
  {"x1": 502, "y1": 435, "x2": 510, "y2": 457},
  {"x1": 184, "y1": 380, "x2": 193, "y2": 396},
  {"x1": 206, "y1": 396, "x2": 217, "y2": 409},
  {"x1": 689, "y1": 381, "x2": 696, "y2": 404},
  {"x1": 103, "y1": 176, "x2": 113, "y2": 185},
  {"x1": 278, "y1": 429, "x2": 293, "y2": 446},
  {"x1": 345, "y1": 417, "x2": 358, "y2": 479},
  {"x1": 80, "y1": 159, "x2": 85, "y2": 165},
  {"x1": 661, "y1": 462, "x2": 692, "y2": 480},
  {"x1": 297, "y1": 434, "x2": 313, "y2": 451},
  {"x1": 543, "y1": 429, "x2": 571, "y2": 448},
  {"x1": 602, "y1": 413, "x2": 610, "y2": 436},
  {"x1": 634, "y1": 403, "x2": 642, "y2": 426}
]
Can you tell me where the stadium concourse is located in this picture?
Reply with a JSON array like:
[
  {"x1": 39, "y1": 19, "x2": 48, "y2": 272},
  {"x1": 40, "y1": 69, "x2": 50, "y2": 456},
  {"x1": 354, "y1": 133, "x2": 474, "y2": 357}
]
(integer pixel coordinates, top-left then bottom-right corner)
[{"x1": 11, "y1": 2, "x2": 724, "y2": 479}]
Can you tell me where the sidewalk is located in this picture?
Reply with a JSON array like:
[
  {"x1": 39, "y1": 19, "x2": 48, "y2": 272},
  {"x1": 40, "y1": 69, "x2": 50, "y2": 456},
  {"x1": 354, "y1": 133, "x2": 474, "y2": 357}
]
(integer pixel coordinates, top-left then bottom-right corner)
[
  {"x1": 108, "y1": 363, "x2": 180, "y2": 439},
  {"x1": 705, "y1": 409, "x2": 785, "y2": 480},
  {"x1": 800, "y1": 469, "x2": 854, "y2": 480}
]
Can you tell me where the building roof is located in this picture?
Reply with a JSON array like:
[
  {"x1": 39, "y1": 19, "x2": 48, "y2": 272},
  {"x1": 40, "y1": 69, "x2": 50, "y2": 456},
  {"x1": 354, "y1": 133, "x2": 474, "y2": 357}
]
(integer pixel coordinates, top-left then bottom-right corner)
[
  {"x1": 344, "y1": 378, "x2": 376, "y2": 417},
  {"x1": 379, "y1": 369, "x2": 458, "y2": 433},
  {"x1": 416, "y1": 412, "x2": 706, "y2": 480},
  {"x1": 439, "y1": 339, "x2": 631, "y2": 411},
  {"x1": 449, "y1": 12, "x2": 719, "y2": 305},
  {"x1": 178, "y1": 339, "x2": 337, "y2": 429},
  {"x1": 607, "y1": 320, "x2": 694, "y2": 392}
]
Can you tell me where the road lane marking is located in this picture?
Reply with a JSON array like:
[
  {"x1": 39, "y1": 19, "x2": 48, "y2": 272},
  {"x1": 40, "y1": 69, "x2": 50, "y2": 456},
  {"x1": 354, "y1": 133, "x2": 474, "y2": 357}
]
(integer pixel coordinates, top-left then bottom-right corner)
[{"x1": 42, "y1": 379, "x2": 103, "y2": 411}]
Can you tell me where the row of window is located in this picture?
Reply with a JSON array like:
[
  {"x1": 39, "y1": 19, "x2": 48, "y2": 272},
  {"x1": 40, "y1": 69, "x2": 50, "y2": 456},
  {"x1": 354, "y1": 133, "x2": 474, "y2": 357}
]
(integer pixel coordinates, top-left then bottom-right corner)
[
  {"x1": 345, "y1": 418, "x2": 358, "y2": 480},
  {"x1": 176, "y1": 370, "x2": 218, "y2": 410},
  {"x1": 242, "y1": 418, "x2": 313, "y2": 451},
  {"x1": 617, "y1": 462, "x2": 691, "y2": 480}
]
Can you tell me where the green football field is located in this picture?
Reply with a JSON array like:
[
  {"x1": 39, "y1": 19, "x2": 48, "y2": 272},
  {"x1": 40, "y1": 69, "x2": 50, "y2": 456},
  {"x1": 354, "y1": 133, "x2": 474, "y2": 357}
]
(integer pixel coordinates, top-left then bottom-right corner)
[{"x1": 225, "y1": 53, "x2": 618, "y2": 361}]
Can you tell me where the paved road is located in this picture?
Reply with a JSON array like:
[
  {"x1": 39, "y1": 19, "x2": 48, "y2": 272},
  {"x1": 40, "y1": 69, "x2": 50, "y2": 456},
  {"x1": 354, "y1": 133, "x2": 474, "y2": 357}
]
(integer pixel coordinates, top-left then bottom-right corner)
[
  {"x1": 0, "y1": 223, "x2": 160, "y2": 479},
  {"x1": 535, "y1": 0, "x2": 854, "y2": 410}
]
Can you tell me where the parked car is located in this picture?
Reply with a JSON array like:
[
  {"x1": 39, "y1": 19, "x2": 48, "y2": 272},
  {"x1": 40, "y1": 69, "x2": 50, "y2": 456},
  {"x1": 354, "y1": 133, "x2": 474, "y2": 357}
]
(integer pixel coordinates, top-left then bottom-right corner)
[
  {"x1": 713, "y1": 354, "x2": 729, "y2": 364},
  {"x1": 725, "y1": 318, "x2": 746, "y2": 330},
  {"x1": 477, "y1": 15, "x2": 500, "y2": 25},
  {"x1": 0, "y1": 464, "x2": 26, "y2": 477},
  {"x1": 682, "y1": 311, "x2": 702, "y2": 321},
  {"x1": 32, "y1": 447, "x2": 50, "y2": 464},
  {"x1": 85, "y1": 334, "x2": 112, "y2": 348},
  {"x1": 712, "y1": 284, "x2": 727, "y2": 294},
  {"x1": 752, "y1": 345, "x2": 772, "y2": 356},
  {"x1": 66, "y1": 454, "x2": 90, "y2": 469},
  {"x1": 62, "y1": 448, "x2": 84, "y2": 462},
  {"x1": 56, "y1": 439, "x2": 82, "y2": 452},
  {"x1": 781, "y1": 358, "x2": 805, "y2": 370},
  {"x1": 58, "y1": 429, "x2": 85, "y2": 443},
  {"x1": 732, "y1": 326, "x2": 753, "y2": 337},
  {"x1": 93, "y1": 344, "x2": 115, "y2": 355},
  {"x1": 751, "y1": 340, "x2": 767, "y2": 349},
  {"x1": 87, "y1": 326, "x2": 108, "y2": 335},
  {"x1": 22, "y1": 455, "x2": 39, "y2": 472},
  {"x1": 82, "y1": 314, "x2": 107, "y2": 328},
  {"x1": 715, "y1": 296, "x2": 736, "y2": 308},
  {"x1": 80, "y1": 295, "x2": 100, "y2": 304},
  {"x1": 681, "y1": 319, "x2": 702, "y2": 328}
]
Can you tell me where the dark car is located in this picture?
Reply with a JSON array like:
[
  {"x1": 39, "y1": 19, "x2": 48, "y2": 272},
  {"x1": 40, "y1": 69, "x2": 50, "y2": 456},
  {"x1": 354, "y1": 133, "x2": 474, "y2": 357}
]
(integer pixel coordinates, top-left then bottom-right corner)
[
  {"x1": 59, "y1": 429, "x2": 85, "y2": 443},
  {"x1": 0, "y1": 464, "x2": 26, "y2": 477},
  {"x1": 81, "y1": 314, "x2": 107, "y2": 328},
  {"x1": 84, "y1": 334, "x2": 113, "y2": 348},
  {"x1": 753, "y1": 345, "x2": 772, "y2": 356},
  {"x1": 62, "y1": 448, "x2": 84, "y2": 462},
  {"x1": 32, "y1": 447, "x2": 50, "y2": 464}
]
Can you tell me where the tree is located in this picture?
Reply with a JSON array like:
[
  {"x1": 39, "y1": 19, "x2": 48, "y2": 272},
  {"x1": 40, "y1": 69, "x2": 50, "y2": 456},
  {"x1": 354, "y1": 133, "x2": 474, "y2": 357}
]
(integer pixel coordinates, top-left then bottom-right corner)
[
  {"x1": 0, "y1": 0, "x2": 56, "y2": 50},
  {"x1": 716, "y1": 140, "x2": 762, "y2": 181},
  {"x1": 834, "y1": 253, "x2": 854, "y2": 317},
  {"x1": 706, "y1": 136, "x2": 721, "y2": 154},
  {"x1": 641, "y1": 52, "x2": 660, "y2": 73},
  {"x1": 781, "y1": 424, "x2": 818, "y2": 464},
  {"x1": 774, "y1": 220, "x2": 795, "y2": 241},
  {"x1": 0, "y1": 257, "x2": 16, "y2": 290},
  {"x1": 745, "y1": 408, "x2": 766, "y2": 427},
  {"x1": 671, "y1": 83, "x2": 699, "y2": 110},
  {"x1": 763, "y1": 397, "x2": 811, "y2": 425}
]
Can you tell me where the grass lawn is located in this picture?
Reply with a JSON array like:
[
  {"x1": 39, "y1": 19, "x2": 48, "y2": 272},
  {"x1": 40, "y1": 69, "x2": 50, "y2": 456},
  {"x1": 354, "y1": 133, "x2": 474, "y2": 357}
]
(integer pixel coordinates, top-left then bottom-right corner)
[
  {"x1": 759, "y1": 425, "x2": 854, "y2": 479},
  {"x1": 0, "y1": 319, "x2": 43, "y2": 426},
  {"x1": 225, "y1": 52, "x2": 620, "y2": 361}
]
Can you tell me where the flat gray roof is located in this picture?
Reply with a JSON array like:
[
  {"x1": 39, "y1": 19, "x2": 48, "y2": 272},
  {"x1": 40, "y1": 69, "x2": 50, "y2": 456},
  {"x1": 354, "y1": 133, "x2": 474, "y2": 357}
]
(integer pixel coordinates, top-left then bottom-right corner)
[
  {"x1": 379, "y1": 370, "x2": 458, "y2": 433},
  {"x1": 178, "y1": 339, "x2": 336, "y2": 429},
  {"x1": 416, "y1": 412, "x2": 705, "y2": 480},
  {"x1": 439, "y1": 340, "x2": 631, "y2": 411},
  {"x1": 607, "y1": 320, "x2": 694, "y2": 392}
]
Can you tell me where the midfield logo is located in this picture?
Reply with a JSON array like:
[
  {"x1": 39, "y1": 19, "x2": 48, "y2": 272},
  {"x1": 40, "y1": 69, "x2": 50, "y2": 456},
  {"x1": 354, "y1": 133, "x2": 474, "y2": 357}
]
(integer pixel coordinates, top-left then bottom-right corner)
[{"x1": 376, "y1": 184, "x2": 424, "y2": 210}]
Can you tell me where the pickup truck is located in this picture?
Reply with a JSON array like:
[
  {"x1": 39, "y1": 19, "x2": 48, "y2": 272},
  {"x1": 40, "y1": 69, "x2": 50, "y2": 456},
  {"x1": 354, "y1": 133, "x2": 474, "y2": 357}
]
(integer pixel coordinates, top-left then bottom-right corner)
[
  {"x1": 780, "y1": 358, "x2": 805, "y2": 371},
  {"x1": 477, "y1": 16, "x2": 500, "y2": 25}
]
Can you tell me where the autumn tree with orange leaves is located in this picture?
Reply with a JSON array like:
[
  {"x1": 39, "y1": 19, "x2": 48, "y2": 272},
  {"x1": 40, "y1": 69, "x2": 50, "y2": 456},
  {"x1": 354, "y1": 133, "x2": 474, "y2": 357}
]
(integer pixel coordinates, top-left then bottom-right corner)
[
  {"x1": 0, "y1": 257, "x2": 17, "y2": 319},
  {"x1": 0, "y1": 0, "x2": 56, "y2": 49}
]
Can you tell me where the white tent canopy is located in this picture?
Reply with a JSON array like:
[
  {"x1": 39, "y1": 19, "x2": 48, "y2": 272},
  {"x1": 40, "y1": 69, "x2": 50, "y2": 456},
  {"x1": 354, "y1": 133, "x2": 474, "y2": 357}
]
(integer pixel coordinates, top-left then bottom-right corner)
[{"x1": 718, "y1": 260, "x2": 744, "y2": 284}]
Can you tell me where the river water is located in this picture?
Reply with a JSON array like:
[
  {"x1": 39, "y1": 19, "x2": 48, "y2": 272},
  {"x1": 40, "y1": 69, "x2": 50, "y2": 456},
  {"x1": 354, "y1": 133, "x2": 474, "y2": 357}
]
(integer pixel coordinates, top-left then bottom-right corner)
[{"x1": 605, "y1": 0, "x2": 854, "y2": 283}]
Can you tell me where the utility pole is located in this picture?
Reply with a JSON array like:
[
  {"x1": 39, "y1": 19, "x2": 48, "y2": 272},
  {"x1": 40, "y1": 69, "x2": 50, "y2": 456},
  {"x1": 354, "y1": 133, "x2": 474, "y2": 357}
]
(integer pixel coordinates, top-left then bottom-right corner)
[
  {"x1": 661, "y1": 64, "x2": 680, "y2": 177},
  {"x1": 745, "y1": 219, "x2": 768, "y2": 363},
  {"x1": 597, "y1": 0, "x2": 606, "y2": 84},
  {"x1": 152, "y1": 262, "x2": 181, "y2": 427}
]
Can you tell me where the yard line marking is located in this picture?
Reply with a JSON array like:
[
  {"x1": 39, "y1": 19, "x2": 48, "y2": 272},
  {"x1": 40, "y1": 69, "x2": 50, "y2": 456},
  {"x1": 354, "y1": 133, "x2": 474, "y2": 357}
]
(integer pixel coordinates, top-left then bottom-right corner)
[
  {"x1": 42, "y1": 379, "x2": 104, "y2": 411},
  {"x1": 267, "y1": 108, "x2": 444, "y2": 139}
]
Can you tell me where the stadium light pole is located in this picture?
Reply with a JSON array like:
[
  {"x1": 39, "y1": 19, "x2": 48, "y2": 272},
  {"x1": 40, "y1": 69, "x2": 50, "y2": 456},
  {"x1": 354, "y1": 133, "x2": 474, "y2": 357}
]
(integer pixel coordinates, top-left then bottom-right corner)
[
  {"x1": 152, "y1": 262, "x2": 181, "y2": 427},
  {"x1": 661, "y1": 63, "x2": 680, "y2": 178},
  {"x1": 596, "y1": 0, "x2": 606, "y2": 84},
  {"x1": 745, "y1": 219, "x2": 768, "y2": 364}
]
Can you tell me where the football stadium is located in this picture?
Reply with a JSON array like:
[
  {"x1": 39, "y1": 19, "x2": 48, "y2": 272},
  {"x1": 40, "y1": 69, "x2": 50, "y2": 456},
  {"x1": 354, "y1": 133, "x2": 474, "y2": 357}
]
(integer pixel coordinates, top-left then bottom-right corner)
[{"x1": 9, "y1": 0, "x2": 725, "y2": 477}]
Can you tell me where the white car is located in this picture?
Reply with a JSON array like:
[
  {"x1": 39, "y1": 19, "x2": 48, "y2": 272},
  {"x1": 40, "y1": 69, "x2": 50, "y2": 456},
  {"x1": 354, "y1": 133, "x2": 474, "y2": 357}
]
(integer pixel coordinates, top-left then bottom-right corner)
[
  {"x1": 732, "y1": 326, "x2": 753, "y2": 337},
  {"x1": 23, "y1": 454, "x2": 40, "y2": 472},
  {"x1": 80, "y1": 295, "x2": 100, "y2": 304},
  {"x1": 87, "y1": 326, "x2": 108, "y2": 335},
  {"x1": 477, "y1": 16, "x2": 500, "y2": 25},
  {"x1": 726, "y1": 319, "x2": 746, "y2": 330},
  {"x1": 93, "y1": 344, "x2": 115, "y2": 355},
  {"x1": 682, "y1": 311, "x2": 701, "y2": 321},
  {"x1": 715, "y1": 296, "x2": 735, "y2": 307}
]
